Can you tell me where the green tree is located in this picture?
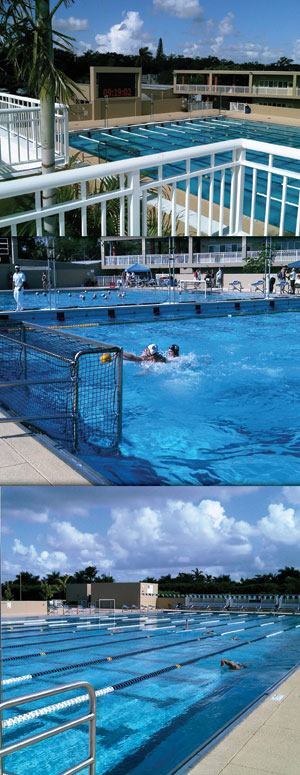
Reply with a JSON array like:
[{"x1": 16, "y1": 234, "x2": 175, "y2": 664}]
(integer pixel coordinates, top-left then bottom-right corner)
[{"x1": 245, "y1": 240, "x2": 276, "y2": 274}]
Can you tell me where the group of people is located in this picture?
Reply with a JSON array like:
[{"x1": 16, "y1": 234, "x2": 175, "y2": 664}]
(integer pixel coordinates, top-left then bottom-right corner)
[
  {"x1": 275, "y1": 265, "x2": 300, "y2": 294},
  {"x1": 193, "y1": 268, "x2": 223, "y2": 289},
  {"x1": 123, "y1": 343, "x2": 180, "y2": 364}
]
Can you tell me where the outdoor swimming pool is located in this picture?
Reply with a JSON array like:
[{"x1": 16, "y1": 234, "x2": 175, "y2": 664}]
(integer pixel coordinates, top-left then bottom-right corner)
[
  {"x1": 2, "y1": 611, "x2": 299, "y2": 774},
  {"x1": 63, "y1": 309, "x2": 300, "y2": 485},
  {"x1": 0, "y1": 287, "x2": 247, "y2": 312},
  {"x1": 69, "y1": 116, "x2": 300, "y2": 232}
]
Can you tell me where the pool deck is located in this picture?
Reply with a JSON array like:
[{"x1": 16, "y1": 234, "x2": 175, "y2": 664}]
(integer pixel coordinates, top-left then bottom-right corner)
[
  {"x1": 0, "y1": 410, "x2": 96, "y2": 485},
  {"x1": 187, "y1": 666, "x2": 300, "y2": 775}
]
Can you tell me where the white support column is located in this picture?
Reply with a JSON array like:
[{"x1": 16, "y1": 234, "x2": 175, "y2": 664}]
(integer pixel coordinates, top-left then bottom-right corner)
[
  {"x1": 128, "y1": 171, "x2": 140, "y2": 236},
  {"x1": 264, "y1": 154, "x2": 273, "y2": 236},
  {"x1": 234, "y1": 147, "x2": 246, "y2": 234}
]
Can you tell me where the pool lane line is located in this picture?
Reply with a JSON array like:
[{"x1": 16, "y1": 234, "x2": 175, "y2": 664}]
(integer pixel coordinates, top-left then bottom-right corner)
[
  {"x1": 2, "y1": 618, "x2": 252, "y2": 662},
  {"x1": 3, "y1": 625, "x2": 299, "y2": 730},
  {"x1": 1, "y1": 614, "x2": 148, "y2": 636},
  {"x1": 1, "y1": 614, "x2": 247, "y2": 648},
  {"x1": 2, "y1": 619, "x2": 289, "y2": 685}
]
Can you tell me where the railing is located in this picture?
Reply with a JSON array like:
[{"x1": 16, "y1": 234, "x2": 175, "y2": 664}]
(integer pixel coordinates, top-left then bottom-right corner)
[
  {"x1": 102, "y1": 253, "x2": 190, "y2": 268},
  {"x1": 0, "y1": 681, "x2": 96, "y2": 775},
  {"x1": 0, "y1": 92, "x2": 40, "y2": 109},
  {"x1": 0, "y1": 137, "x2": 300, "y2": 237},
  {"x1": 192, "y1": 252, "x2": 244, "y2": 266},
  {"x1": 0, "y1": 91, "x2": 69, "y2": 169}
]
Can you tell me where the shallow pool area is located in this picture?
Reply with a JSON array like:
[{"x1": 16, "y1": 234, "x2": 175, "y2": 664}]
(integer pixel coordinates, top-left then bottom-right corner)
[{"x1": 2, "y1": 611, "x2": 299, "y2": 774}]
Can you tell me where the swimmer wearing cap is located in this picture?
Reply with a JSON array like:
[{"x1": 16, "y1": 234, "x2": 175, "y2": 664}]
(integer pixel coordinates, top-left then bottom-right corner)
[
  {"x1": 167, "y1": 344, "x2": 180, "y2": 359},
  {"x1": 123, "y1": 343, "x2": 167, "y2": 363}
]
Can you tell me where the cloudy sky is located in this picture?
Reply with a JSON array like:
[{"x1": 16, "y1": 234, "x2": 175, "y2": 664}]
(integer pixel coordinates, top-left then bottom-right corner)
[
  {"x1": 54, "y1": 0, "x2": 300, "y2": 63},
  {"x1": 1, "y1": 486, "x2": 300, "y2": 581}
]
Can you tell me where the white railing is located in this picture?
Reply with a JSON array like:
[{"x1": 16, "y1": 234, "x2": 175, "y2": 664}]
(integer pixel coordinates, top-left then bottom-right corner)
[
  {"x1": 252, "y1": 86, "x2": 293, "y2": 97},
  {"x1": 0, "y1": 91, "x2": 69, "y2": 169},
  {"x1": 0, "y1": 137, "x2": 300, "y2": 237},
  {"x1": 0, "y1": 91, "x2": 40, "y2": 109},
  {"x1": 174, "y1": 84, "x2": 211, "y2": 94},
  {"x1": 193, "y1": 251, "x2": 244, "y2": 266},
  {"x1": 102, "y1": 253, "x2": 190, "y2": 268},
  {"x1": 174, "y1": 83, "x2": 294, "y2": 98}
]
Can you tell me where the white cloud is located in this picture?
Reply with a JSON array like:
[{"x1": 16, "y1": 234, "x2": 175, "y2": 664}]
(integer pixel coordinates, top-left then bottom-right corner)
[
  {"x1": 258, "y1": 503, "x2": 300, "y2": 545},
  {"x1": 108, "y1": 499, "x2": 253, "y2": 575},
  {"x1": 50, "y1": 520, "x2": 100, "y2": 551},
  {"x1": 13, "y1": 539, "x2": 67, "y2": 572},
  {"x1": 218, "y1": 12, "x2": 234, "y2": 37},
  {"x1": 153, "y1": 0, "x2": 203, "y2": 20},
  {"x1": 95, "y1": 11, "x2": 154, "y2": 55},
  {"x1": 56, "y1": 16, "x2": 89, "y2": 31},
  {"x1": 6, "y1": 508, "x2": 49, "y2": 523},
  {"x1": 210, "y1": 12, "x2": 235, "y2": 56}
]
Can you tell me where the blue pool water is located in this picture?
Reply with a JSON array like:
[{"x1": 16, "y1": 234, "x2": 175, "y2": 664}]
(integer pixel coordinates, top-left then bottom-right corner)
[
  {"x1": 70, "y1": 116, "x2": 300, "y2": 232},
  {"x1": 0, "y1": 287, "x2": 246, "y2": 312},
  {"x1": 2, "y1": 612, "x2": 300, "y2": 774},
  {"x1": 64, "y1": 310, "x2": 300, "y2": 485}
]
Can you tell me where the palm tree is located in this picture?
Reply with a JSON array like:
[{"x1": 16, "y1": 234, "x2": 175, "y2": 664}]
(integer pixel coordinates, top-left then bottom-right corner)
[{"x1": 1, "y1": 0, "x2": 83, "y2": 232}]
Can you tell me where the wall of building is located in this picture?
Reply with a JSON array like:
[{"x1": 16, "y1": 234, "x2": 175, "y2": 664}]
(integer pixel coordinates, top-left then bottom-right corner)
[
  {"x1": 1, "y1": 600, "x2": 48, "y2": 617},
  {"x1": 65, "y1": 583, "x2": 91, "y2": 604},
  {"x1": 156, "y1": 596, "x2": 186, "y2": 609},
  {"x1": 90, "y1": 582, "x2": 139, "y2": 608},
  {"x1": 0, "y1": 261, "x2": 102, "y2": 291}
]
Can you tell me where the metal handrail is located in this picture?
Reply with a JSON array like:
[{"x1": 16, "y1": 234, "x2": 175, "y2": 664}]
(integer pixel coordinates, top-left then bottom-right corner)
[{"x1": 0, "y1": 681, "x2": 96, "y2": 775}]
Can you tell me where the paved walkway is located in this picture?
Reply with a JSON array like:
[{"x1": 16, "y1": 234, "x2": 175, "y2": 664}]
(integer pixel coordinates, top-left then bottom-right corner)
[
  {"x1": 187, "y1": 667, "x2": 300, "y2": 775},
  {"x1": 0, "y1": 410, "x2": 93, "y2": 484}
]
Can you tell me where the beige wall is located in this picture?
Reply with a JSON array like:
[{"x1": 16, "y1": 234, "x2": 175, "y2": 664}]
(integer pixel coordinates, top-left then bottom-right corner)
[
  {"x1": 90, "y1": 582, "x2": 158, "y2": 608},
  {"x1": 1, "y1": 600, "x2": 48, "y2": 617},
  {"x1": 250, "y1": 103, "x2": 300, "y2": 118},
  {"x1": 156, "y1": 596, "x2": 185, "y2": 609},
  {"x1": 91, "y1": 97, "x2": 142, "y2": 121}
]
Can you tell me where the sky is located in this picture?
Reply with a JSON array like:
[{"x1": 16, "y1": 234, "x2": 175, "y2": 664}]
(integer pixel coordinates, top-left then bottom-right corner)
[
  {"x1": 53, "y1": 0, "x2": 300, "y2": 64},
  {"x1": 1, "y1": 486, "x2": 300, "y2": 582}
]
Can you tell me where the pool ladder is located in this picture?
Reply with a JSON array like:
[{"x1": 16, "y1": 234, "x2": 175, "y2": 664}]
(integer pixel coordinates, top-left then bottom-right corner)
[{"x1": 0, "y1": 681, "x2": 96, "y2": 775}]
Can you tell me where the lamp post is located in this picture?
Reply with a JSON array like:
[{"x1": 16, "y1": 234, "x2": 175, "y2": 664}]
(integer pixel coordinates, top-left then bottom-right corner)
[
  {"x1": 265, "y1": 235, "x2": 272, "y2": 298},
  {"x1": 104, "y1": 96, "x2": 109, "y2": 129}
]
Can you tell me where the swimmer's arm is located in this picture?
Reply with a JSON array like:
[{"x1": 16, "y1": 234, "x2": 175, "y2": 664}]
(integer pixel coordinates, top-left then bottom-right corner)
[{"x1": 123, "y1": 351, "x2": 143, "y2": 362}]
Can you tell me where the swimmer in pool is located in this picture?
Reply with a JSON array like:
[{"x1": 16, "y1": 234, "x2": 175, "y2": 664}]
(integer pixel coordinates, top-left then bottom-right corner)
[
  {"x1": 167, "y1": 344, "x2": 180, "y2": 359},
  {"x1": 220, "y1": 659, "x2": 246, "y2": 670},
  {"x1": 123, "y1": 343, "x2": 167, "y2": 363}
]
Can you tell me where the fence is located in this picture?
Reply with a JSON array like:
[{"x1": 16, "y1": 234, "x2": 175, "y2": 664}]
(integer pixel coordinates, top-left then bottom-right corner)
[
  {"x1": 0, "y1": 137, "x2": 300, "y2": 237},
  {"x1": 0, "y1": 91, "x2": 68, "y2": 169},
  {"x1": 0, "y1": 321, "x2": 122, "y2": 452}
]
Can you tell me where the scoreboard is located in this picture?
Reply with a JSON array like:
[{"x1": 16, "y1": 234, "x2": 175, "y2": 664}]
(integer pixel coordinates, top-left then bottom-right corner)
[{"x1": 97, "y1": 72, "x2": 136, "y2": 99}]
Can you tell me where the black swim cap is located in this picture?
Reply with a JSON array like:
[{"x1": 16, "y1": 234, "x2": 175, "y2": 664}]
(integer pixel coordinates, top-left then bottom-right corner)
[{"x1": 169, "y1": 344, "x2": 179, "y2": 355}]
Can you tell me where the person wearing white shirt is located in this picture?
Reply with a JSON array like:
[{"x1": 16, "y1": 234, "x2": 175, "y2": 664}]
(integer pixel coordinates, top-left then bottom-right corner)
[{"x1": 12, "y1": 266, "x2": 26, "y2": 311}]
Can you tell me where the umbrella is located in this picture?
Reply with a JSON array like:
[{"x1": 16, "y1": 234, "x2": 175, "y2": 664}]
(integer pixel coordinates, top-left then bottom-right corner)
[
  {"x1": 126, "y1": 263, "x2": 151, "y2": 273},
  {"x1": 287, "y1": 260, "x2": 300, "y2": 268}
]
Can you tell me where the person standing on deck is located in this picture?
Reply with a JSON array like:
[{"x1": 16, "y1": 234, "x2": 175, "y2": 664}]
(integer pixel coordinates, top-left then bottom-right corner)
[{"x1": 13, "y1": 266, "x2": 26, "y2": 311}]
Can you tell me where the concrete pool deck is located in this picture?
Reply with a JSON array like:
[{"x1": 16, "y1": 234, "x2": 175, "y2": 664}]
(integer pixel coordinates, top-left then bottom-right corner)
[
  {"x1": 187, "y1": 667, "x2": 300, "y2": 775},
  {"x1": 0, "y1": 410, "x2": 96, "y2": 485}
]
